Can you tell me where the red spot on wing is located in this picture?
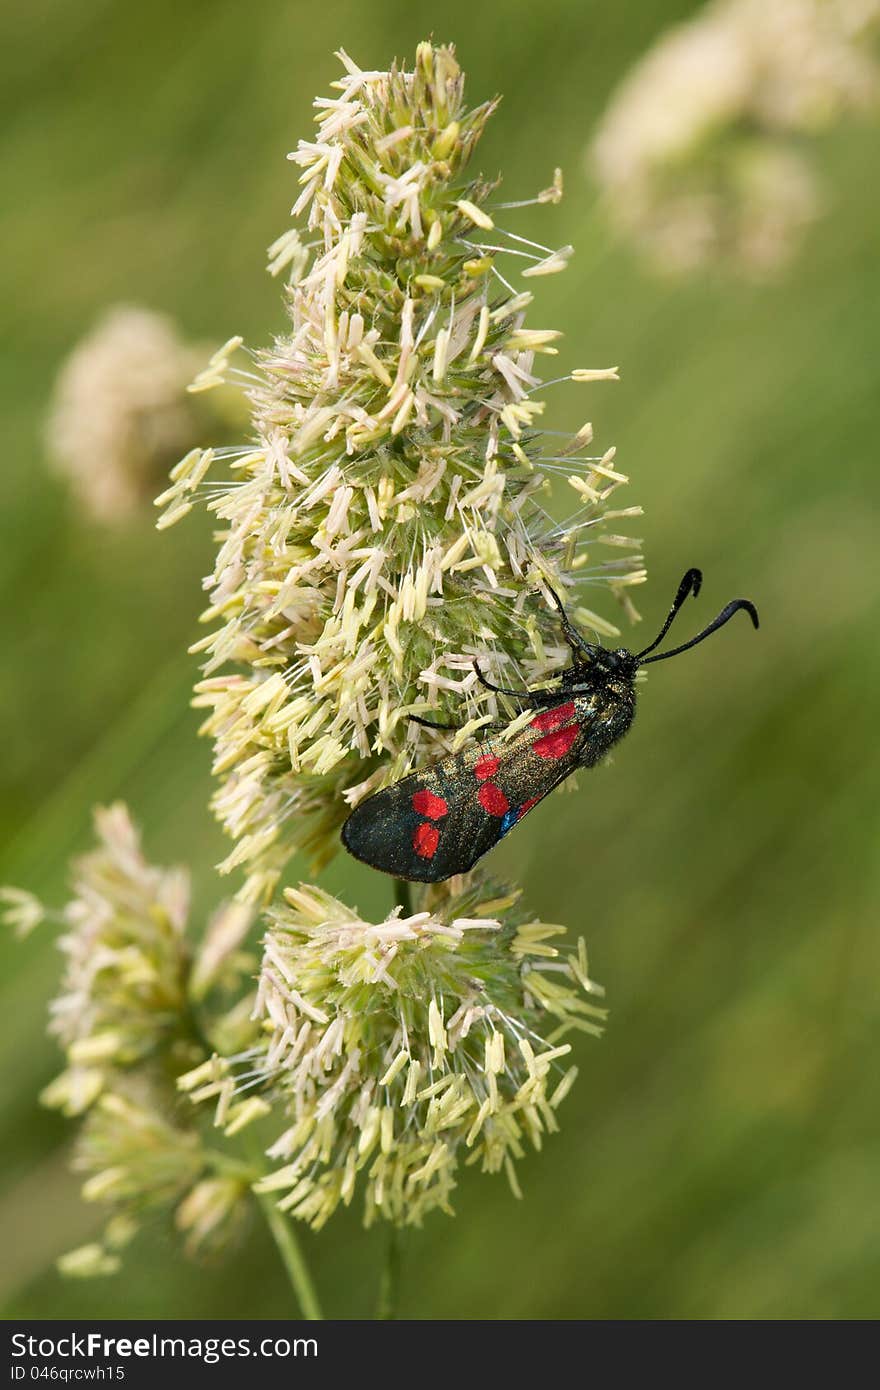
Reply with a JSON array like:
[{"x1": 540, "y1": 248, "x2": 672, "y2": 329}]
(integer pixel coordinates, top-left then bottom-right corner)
[
  {"x1": 530, "y1": 701, "x2": 577, "y2": 732},
  {"x1": 412, "y1": 789, "x2": 448, "y2": 820},
  {"x1": 517, "y1": 795, "x2": 541, "y2": 820},
  {"x1": 532, "y1": 723, "x2": 579, "y2": 760},
  {"x1": 478, "y1": 782, "x2": 509, "y2": 816},
  {"x1": 413, "y1": 823, "x2": 440, "y2": 859},
  {"x1": 474, "y1": 754, "x2": 500, "y2": 781}
]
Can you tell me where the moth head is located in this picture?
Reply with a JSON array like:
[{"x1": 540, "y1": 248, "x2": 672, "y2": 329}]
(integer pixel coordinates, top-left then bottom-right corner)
[{"x1": 585, "y1": 645, "x2": 639, "y2": 682}]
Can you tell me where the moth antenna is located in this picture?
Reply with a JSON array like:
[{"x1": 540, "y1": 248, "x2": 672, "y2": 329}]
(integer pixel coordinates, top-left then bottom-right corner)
[
  {"x1": 640, "y1": 599, "x2": 759, "y2": 665},
  {"x1": 635, "y1": 568, "x2": 703, "y2": 660}
]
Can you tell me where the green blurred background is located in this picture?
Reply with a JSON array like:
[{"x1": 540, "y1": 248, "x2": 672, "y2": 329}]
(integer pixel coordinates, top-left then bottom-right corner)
[{"x1": 2, "y1": 0, "x2": 878, "y2": 1320}]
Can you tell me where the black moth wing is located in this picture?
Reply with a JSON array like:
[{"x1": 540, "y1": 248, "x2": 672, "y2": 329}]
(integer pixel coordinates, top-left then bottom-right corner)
[{"x1": 341, "y1": 698, "x2": 597, "y2": 882}]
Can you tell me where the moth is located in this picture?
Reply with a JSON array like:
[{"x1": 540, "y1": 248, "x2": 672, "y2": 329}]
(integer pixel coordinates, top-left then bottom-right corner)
[{"x1": 341, "y1": 568, "x2": 759, "y2": 882}]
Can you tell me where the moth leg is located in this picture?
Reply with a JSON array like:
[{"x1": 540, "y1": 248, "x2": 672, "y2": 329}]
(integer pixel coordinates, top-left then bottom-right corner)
[
  {"x1": 544, "y1": 583, "x2": 594, "y2": 664},
  {"x1": 411, "y1": 713, "x2": 509, "y2": 735},
  {"x1": 410, "y1": 715, "x2": 463, "y2": 731},
  {"x1": 472, "y1": 659, "x2": 532, "y2": 699},
  {"x1": 472, "y1": 660, "x2": 558, "y2": 708},
  {"x1": 525, "y1": 688, "x2": 573, "y2": 707}
]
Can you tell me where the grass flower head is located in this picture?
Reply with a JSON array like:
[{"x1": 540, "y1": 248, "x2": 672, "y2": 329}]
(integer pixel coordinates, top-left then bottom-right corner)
[
  {"x1": 38, "y1": 804, "x2": 191, "y2": 1115},
  {"x1": 181, "y1": 880, "x2": 605, "y2": 1229},
  {"x1": 157, "y1": 42, "x2": 644, "y2": 902}
]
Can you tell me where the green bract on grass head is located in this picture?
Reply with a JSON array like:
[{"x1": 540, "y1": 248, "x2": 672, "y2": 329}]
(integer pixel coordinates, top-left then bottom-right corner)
[{"x1": 157, "y1": 42, "x2": 645, "y2": 904}]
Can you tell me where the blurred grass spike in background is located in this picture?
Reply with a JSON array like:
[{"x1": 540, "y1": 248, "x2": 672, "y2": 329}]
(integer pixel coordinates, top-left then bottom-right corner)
[
  {"x1": 1, "y1": 0, "x2": 879, "y2": 1319},
  {"x1": 589, "y1": 0, "x2": 880, "y2": 277}
]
